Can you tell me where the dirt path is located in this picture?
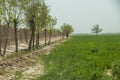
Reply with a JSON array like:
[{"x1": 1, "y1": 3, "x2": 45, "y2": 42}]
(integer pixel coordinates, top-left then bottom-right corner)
[
  {"x1": 0, "y1": 37, "x2": 62, "y2": 61},
  {"x1": 6, "y1": 37, "x2": 62, "y2": 54},
  {"x1": 0, "y1": 38, "x2": 66, "y2": 80}
]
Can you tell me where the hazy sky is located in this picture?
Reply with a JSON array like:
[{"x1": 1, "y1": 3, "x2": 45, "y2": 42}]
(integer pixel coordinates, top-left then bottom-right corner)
[{"x1": 46, "y1": 0, "x2": 120, "y2": 33}]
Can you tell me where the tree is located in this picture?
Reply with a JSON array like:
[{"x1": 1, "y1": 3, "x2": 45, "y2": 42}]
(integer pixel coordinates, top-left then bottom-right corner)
[
  {"x1": 2, "y1": 0, "x2": 13, "y2": 55},
  {"x1": 35, "y1": 11, "x2": 42, "y2": 48},
  {"x1": 9, "y1": 0, "x2": 28, "y2": 53},
  {"x1": 91, "y1": 24, "x2": 102, "y2": 36},
  {"x1": 0, "y1": 20, "x2": 1, "y2": 55},
  {"x1": 61, "y1": 23, "x2": 74, "y2": 39},
  {"x1": 25, "y1": 0, "x2": 38, "y2": 50},
  {"x1": 25, "y1": 0, "x2": 48, "y2": 50},
  {"x1": 47, "y1": 16, "x2": 57, "y2": 45},
  {"x1": 2, "y1": 0, "x2": 28, "y2": 53},
  {"x1": 34, "y1": 0, "x2": 49, "y2": 47},
  {"x1": 0, "y1": 0, "x2": 2, "y2": 55},
  {"x1": 42, "y1": 2, "x2": 49, "y2": 45},
  {"x1": 91, "y1": 24, "x2": 102, "y2": 53}
]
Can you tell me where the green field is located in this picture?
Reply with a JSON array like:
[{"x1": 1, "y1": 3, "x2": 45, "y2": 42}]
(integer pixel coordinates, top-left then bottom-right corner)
[{"x1": 36, "y1": 35, "x2": 120, "y2": 80}]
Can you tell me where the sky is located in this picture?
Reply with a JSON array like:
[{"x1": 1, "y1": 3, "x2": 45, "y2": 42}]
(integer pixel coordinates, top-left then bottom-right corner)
[{"x1": 45, "y1": 0, "x2": 120, "y2": 33}]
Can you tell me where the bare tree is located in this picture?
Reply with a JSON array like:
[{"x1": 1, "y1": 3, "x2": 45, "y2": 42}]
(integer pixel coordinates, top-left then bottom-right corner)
[
  {"x1": 91, "y1": 24, "x2": 102, "y2": 36},
  {"x1": 91, "y1": 24, "x2": 102, "y2": 53}
]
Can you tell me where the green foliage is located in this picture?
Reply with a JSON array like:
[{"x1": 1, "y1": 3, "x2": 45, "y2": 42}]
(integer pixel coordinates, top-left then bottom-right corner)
[
  {"x1": 47, "y1": 16, "x2": 57, "y2": 35},
  {"x1": 61, "y1": 23, "x2": 74, "y2": 37},
  {"x1": 112, "y1": 60, "x2": 120, "y2": 79},
  {"x1": 2, "y1": 0, "x2": 26, "y2": 25},
  {"x1": 0, "y1": 0, "x2": 2, "y2": 18},
  {"x1": 36, "y1": 35, "x2": 120, "y2": 80},
  {"x1": 92, "y1": 24, "x2": 102, "y2": 35},
  {"x1": 25, "y1": 0, "x2": 49, "y2": 32}
]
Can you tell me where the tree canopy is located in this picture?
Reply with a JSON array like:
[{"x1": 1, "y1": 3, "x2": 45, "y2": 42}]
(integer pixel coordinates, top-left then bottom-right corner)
[{"x1": 61, "y1": 23, "x2": 74, "y2": 38}]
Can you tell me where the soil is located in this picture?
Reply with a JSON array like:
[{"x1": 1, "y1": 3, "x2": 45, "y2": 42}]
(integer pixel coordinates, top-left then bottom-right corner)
[
  {"x1": 6, "y1": 37, "x2": 62, "y2": 54},
  {"x1": 0, "y1": 37, "x2": 67, "y2": 80}
]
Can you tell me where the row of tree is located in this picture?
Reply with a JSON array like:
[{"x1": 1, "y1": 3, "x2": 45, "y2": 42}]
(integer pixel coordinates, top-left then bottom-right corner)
[{"x1": 0, "y1": 0, "x2": 74, "y2": 56}]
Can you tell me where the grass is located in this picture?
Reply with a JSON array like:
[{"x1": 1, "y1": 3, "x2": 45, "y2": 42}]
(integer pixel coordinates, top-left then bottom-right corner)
[{"x1": 35, "y1": 35, "x2": 120, "y2": 80}]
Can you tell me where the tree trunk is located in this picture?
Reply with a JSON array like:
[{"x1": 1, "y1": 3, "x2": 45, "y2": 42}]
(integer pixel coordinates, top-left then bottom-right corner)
[
  {"x1": 14, "y1": 19, "x2": 18, "y2": 52},
  {"x1": 48, "y1": 31, "x2": 52, "y2": 45},
  {"x1": 28, "y1": 27, "x2": 34, "y2": 51},
  {"x1": 62, "y1": 32, "x2": 64, "y2": 40},
  {"x1": 36, "y1": 35, "x2": 38, "y2": 48},
  {"x1": 28, "y1": 31, "x2": 33, "y2": 51},
  {"x1": 0, "y1": 20, "x2": 1, "y2": 55},
  {"x1": 36, "y1": 32, "x2": 40, "y2": 48},
  {"x1": 3, "y1": 23, "x2": 10, "y2": 55},
  {"x1": 28, "y1": 20, "x2": 35, "y2": 51},
  {"x1": 66, "y1": 33, "x2": 69, "y2": 39},
  {"x1": 24, "y1": 29, "x2": 28, "y2": 43},
  {"x1": 44, "y1": 29, "x2": 47, "y2": 45},
  {"x1": 37, "y1": 32, "x2": 40, "y2": 46},
  {"x1": 32, "y1": 33, "x2": 35, "y2": 47}
]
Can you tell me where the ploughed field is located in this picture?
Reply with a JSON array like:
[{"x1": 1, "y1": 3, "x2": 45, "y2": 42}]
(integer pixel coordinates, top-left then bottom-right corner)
[{"x1": 36, "y1": 35, "x2": 120, "y2": 80}]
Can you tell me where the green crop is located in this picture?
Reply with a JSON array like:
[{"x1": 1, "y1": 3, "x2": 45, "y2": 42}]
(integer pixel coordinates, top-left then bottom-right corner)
[{"x1": 35, "y1": 35, "x2": 120, "y2": 80}]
